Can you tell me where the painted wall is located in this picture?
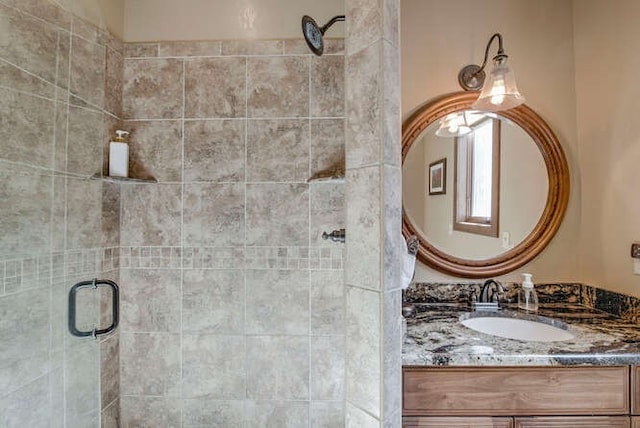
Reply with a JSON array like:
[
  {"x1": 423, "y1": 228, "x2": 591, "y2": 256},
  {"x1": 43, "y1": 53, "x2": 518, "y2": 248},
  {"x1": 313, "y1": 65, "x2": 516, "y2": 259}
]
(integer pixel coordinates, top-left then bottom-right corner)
[
  {"x1": 402, "y1": 0, "x2": 581, "y2": 283},
  {"x1": 573, "y1": 0, "x2": 640, "y2": 295},
  {"x1": 124, "y1": 0, "x2": 344, "y2": 42},
  {"x1": 52, "y1": 0, "x2": 125, "y2": 38}
]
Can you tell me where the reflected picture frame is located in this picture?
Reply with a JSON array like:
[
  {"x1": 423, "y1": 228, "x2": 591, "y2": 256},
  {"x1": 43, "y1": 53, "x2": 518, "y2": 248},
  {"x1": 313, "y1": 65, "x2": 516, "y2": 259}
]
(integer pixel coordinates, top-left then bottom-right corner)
[{"x1": 428, "y1": 158, "x2": 446, "y2": 195}]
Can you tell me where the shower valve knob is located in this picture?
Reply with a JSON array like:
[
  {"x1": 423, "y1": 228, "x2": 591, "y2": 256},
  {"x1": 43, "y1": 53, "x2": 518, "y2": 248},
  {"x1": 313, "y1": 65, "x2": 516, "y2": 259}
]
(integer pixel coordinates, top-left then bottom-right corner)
[{"x1": 322, "y1": 229, "x2": 345, "y2": 243}]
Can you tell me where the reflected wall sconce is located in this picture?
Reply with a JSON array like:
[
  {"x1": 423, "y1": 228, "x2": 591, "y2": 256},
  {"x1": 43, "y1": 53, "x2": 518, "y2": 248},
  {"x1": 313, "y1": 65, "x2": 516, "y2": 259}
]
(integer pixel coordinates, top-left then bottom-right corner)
[
  {"x1": 458, "y1": 33, "x2": 525, "y2": 111},
  {"x1": 435, "y1": 112, "x2": 472, "y2": 137}
]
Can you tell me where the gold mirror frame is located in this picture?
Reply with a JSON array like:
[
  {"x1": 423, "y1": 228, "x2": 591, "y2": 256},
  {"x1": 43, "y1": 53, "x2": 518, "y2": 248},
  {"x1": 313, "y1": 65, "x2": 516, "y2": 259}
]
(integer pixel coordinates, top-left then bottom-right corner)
[{"x1": 402, "y1": 91, "x2": 570, "y2": 278}]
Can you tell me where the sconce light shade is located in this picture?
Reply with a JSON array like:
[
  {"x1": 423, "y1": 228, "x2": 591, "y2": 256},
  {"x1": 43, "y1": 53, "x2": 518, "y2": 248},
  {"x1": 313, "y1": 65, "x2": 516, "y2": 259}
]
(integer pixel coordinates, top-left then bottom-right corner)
[
  {"x1": 435, "y1": 113, "x2": 472, "y2": 137},
  {"x1": 458, "y1": 33, "x2": 526, "y2": 112},
  {"x1": 471, "y1": 59, "x2": 525, "y2": 111}
]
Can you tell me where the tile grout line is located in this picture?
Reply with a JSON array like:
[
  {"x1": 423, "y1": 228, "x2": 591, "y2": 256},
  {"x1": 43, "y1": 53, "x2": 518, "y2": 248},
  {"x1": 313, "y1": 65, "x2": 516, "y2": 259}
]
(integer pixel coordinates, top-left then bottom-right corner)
[
  {"x1": 242, "y1": 49, "x2": 249, "y2": 428},
  {"x1": 179, "y1": 57, "x2": 186, "y2": 427}
]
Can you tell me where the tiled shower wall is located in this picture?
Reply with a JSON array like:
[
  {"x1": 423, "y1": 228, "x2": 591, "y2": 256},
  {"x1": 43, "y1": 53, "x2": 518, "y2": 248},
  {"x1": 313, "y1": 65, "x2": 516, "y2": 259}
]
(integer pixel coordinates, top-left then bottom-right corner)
[
  {"x1": 118, "y1": 39, "x2": 346, "y2": 426},
  {"x1": 0, "y1": 0, "x2": 121, "y2": 426}
]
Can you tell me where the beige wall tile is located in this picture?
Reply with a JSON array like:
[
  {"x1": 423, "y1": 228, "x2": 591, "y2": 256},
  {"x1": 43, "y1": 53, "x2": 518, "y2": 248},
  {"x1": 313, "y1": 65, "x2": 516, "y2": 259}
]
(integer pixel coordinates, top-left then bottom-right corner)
[
  {"x1": 105, "y1": 48, "x2": 123, "y2": 117},
  {"x1": 310, "y1": 55, "x2": 344, "y2": 117},
  {"x1": 101, "y1": 182, "x2": 121, "y2": 247},
  {"x1": 346, "y1": 286, "x2": 381, "y2": 418},
  {"x1": 120, "y1": 333, "x2": 181, "y2": 396},
  {"x1": 4, "y1": 0, "x2": 73, "y2": 30},
  {"x1": 346, "y1": 0, "x2": 383, "y2": 55},
  {"x1": 311, "y1": 336, "x2": 345, "y2": 400},
  {"x1": 310, "y1": 182, "x2": 345, "y2": 246},
  {"x1": 0, "y1": 88, "x2": 55, "y2": 168},
  {"x1": 345, "y1": 44, "x2": 382, "y2": 168},
  {"x1": 245, "y1": 400, "x2": 309, "y2": 428},
  {"x1": 182, "y1": 399, "x2": 244, "y2": 427},
  {"x1": 246, "y1": 183, "x2": 309, "y2": 246},
  {"x1": 0, "y1": 358, "x2": 51, "y2": 426},
  {"x1": 245, "y1": 269, "x2": 309, "y2": 335},
  {"x1": 0, "y1": 60, "x2": 55, "y2": 99},
  {"x1": 247, "y1": 119, "x2": 310, "y2": 182},
  {"x1": 126, "y1": 120, "x2": 183, "y2": 182},
  {"x1": 310, "y1": 119, "x2": 345, "y2": 178},
  {"x1": 246, "y1": 336, "x2": 309, "y2": 399},
  {"x1": 124, "y1": 43, "x2": 159, "y2": 58},
  {"x1": 182, "y1": 334, "x2": 245, "y2": 399},
  {"x1": 182, "y1": 269, "x2": 244, "y2": 334},
  {"x1": 100, "y1": 334, "x2": 119, "y2": 409},
  {"x1": 183, "y1": 183, "x2": 245, "y2": 246},
  {"x1": 184, "y1": 57, "x2": 246, "y2": 118},
  {"x1": 70, "y1": 35, "x2": 105, "y2": 108},
  {"x1": 345, "y1": 402, "x2": 379, "y2": 427},
  {"x1": 310, "y1": 270, "x2": 345, "y2": 335},
  {"x1": 66, "y1": 178, "x2": 103, "y2": 249},
  {"x1": 65, "y1": 346, "x2": 100, "y2": 426},
  {"x1": 247, "y1": 56, "x2": 309, "y2": 117},
  {"x1": 101, "y1": 398, "x2": 120, "y2": 428},
  {"x1": 120, "y1": 269, "x2": 181, "y2": 333},
  {"x1": 311, "y1": 401, "x2": 344, "y2": 428},
  {"x1": 123, "y1": 58, "x2": 183, "y2": 119},
  {"x1": 67, "y1": 106, "x2": 103, "y2": 175},
  {"x1": 0, "y1": 4, "x2": 59, "y2": 84},
  {"x1": 120, "y1": 183, "x2": 182, "y2": 246},
  {"x1": 183, "y1": 119, "x2": 245, "y2": 182},
  {"x1": 345, "y1": 167, "x2": 381, "y2": 289},
  {"x1": 0, "y1": 165, "x2": 52, "y2": 258},
  {"x1": 120, "y1": 396, "x2": 181, "y2": 427}
]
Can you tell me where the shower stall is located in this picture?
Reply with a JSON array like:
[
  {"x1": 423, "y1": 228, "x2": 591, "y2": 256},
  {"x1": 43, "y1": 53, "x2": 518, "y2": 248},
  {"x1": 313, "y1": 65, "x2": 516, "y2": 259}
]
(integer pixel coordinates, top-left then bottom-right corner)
[{"x1": 1, "y1": 0, "x2": 403, "y2": 426}]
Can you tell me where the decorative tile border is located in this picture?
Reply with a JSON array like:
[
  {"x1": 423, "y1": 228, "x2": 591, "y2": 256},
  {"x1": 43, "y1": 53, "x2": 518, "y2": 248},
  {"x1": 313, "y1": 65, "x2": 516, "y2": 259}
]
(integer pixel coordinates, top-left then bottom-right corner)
[
  {"x1": 119, "y1": 246, "x2": 344, "y2": 271},
  {"x1": 2, "y1": 244, "x2": 344, "y2": 294}
]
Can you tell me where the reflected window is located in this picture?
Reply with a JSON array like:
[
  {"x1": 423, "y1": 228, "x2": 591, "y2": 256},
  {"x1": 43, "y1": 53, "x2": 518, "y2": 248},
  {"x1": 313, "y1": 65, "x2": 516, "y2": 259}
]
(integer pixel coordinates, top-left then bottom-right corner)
[{"x1": 454, "y1": 118, "x2": 501, "y2": 237}]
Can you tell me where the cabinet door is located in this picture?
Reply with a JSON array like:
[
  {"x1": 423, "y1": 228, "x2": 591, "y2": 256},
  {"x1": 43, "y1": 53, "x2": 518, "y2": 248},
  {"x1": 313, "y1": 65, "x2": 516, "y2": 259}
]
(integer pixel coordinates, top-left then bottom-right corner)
[
  {"x1": 633, "y1": 417, "x2": 640, "y2": 428},
  {"x1": 515, "y1": 416, "x2": 630, "y2": 428},
  {"x1": 632, "y1": 366, "x2": 640, "y2": 414},
  {"x1": 403, "y1": 416, "x2": 512, "y2": 428},
  {"x1": 403, "y1": 366, "x2": 629, "y2": 417}
]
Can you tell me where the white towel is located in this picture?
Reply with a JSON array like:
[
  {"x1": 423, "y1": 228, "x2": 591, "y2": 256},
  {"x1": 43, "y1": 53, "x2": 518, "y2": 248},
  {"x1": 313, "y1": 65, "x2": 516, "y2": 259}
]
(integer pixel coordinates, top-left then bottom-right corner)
[{"x1": 401, "y1": 235, "x2": 418, "y2": 289}]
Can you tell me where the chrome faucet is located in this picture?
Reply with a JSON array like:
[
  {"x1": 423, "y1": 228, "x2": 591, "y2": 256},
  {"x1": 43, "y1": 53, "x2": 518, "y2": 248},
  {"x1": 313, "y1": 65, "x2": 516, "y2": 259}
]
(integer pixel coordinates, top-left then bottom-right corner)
[{"x1": 479, "y1": 279, "x2": 505, "y2": 304}]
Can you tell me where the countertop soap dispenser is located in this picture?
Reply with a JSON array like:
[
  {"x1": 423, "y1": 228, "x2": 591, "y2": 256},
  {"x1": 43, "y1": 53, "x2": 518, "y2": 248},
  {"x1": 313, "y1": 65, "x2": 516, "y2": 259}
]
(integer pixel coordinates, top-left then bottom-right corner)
[
  {"x1": 517, "y1": 273, "x2": 538, "y2": 312},
  {"x1": 109, "y1": 130, "x2": 130, "y2": 178}
]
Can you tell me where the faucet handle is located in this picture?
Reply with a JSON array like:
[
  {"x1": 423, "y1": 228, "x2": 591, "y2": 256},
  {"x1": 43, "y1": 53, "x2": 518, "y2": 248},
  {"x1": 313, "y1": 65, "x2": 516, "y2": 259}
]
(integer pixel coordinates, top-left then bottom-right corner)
[{"x1": 469, "y1": 289, "x2": 478, "y2": 304}]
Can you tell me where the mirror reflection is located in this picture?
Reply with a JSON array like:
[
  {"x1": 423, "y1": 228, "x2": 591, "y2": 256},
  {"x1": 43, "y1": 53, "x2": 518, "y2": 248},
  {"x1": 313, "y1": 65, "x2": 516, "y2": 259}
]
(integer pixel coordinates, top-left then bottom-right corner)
[{"x1": 403, "y1": 110, "x2": 548, "y2": 260}]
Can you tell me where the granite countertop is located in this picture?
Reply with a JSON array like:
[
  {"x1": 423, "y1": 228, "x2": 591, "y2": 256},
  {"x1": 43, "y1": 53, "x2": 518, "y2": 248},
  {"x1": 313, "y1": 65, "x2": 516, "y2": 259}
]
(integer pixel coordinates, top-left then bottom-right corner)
[{"x1": 403, "y1": 302, "x2": 640, "y2": 366}]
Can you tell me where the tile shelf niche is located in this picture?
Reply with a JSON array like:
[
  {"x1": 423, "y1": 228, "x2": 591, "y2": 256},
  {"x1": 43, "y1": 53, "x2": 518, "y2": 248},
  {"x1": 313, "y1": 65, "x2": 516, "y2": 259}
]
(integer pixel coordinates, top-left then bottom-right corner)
[
  {"x1": 90, "y1": 173, "x2": 158, "y2": 184},
  {"x1": 307, "y1": 163, "x2": 345, "y2": 183}
]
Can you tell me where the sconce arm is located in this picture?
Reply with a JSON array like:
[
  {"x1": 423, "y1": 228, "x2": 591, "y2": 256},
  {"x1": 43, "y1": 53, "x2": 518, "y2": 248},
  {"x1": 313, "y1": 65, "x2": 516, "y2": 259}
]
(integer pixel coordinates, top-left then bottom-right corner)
[{"x1": 476, "y1": 33, "x2": 506, "y2": 76}]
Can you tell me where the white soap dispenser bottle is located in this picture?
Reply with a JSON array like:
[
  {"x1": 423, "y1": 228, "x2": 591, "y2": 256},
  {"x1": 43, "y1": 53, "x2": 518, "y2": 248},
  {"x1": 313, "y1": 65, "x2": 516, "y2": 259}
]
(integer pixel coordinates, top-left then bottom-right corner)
[
  {"x1": 517, "y1": 273, "x2": 539, "y2": 312},
  {"x1": 109, "y1": 130, "x2": 130, "y2": 178}
]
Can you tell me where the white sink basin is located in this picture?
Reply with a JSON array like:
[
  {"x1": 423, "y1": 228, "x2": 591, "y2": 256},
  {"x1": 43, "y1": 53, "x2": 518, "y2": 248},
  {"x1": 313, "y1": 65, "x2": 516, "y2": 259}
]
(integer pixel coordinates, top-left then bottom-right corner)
[{"x1": 460, "y1": 312, "x2": 574, "y2": 342}]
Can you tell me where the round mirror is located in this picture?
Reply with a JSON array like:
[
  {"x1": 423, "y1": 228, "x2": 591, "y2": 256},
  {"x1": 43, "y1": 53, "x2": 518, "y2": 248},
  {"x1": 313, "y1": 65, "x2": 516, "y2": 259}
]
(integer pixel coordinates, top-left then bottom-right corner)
[{"x1": 402, "y1": 92, "x2": 570, "y2": 278}]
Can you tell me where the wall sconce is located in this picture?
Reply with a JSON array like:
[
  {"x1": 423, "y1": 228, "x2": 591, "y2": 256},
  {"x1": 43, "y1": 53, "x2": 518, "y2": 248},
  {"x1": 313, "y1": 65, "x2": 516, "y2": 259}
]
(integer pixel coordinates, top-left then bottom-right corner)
[
  {"x1": 435, "y1": 112, "x2": 472, "y2": 137},
  {"x1": 458, "y1": 33, "x2": 525, "y2": 111}
]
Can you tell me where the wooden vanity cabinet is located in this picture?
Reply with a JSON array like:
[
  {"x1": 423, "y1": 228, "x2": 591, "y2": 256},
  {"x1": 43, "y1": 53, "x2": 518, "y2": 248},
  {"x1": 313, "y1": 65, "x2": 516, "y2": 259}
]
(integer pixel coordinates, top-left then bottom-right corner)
[
  {"x1": 403, "y1": 416, "x2": 512, "y2": 427},
  {"x1": 403, "y1": 366, "x2": 632, "y2": 426},
  {"x1": 632, "y1": 365, "x2": 640, "y2": 414},
  {"x1": 514, "y1": 417, "x2": 630, "y2": 427}
]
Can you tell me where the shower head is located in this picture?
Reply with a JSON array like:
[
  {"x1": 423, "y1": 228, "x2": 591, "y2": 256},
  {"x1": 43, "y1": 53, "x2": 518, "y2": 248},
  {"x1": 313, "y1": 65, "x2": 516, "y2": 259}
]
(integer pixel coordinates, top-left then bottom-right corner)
[{"x1": 301, "y1": 14, "x2": 345, "y2": 56}]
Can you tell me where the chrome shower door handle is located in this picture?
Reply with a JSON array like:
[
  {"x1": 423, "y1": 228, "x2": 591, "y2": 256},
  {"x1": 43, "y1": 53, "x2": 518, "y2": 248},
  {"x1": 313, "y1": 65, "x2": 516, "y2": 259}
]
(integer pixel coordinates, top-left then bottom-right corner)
[{"x1": 68, "y1": 279, "x2": 119, "y2": 338}]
